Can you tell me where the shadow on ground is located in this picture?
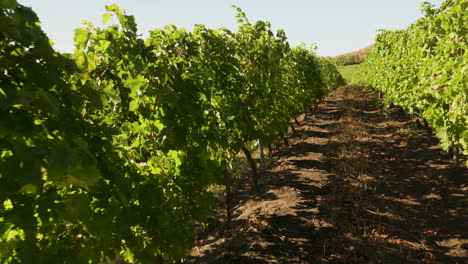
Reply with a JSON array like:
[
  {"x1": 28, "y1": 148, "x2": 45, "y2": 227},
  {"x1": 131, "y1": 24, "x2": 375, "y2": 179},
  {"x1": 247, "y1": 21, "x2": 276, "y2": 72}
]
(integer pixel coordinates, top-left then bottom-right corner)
[{"x1": 185, "y1": 85, "x2": 467, "y2": 264}]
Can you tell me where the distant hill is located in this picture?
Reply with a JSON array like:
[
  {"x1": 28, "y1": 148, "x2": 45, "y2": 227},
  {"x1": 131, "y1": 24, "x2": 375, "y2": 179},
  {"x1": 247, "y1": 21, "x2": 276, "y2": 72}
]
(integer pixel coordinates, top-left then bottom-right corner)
[
  {"x1": 338, "y1": 44, "x2": 374, "y2": 60},
  {"x1": 332, "y1": 44, "x2": 374, "y2": 66}
]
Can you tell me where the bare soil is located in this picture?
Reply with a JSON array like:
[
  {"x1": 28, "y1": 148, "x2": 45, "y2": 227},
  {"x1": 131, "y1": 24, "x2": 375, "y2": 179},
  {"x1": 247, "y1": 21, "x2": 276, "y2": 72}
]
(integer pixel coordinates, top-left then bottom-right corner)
[{"x1": 185, "y1": 85, "x2": 468, "y2": 264}]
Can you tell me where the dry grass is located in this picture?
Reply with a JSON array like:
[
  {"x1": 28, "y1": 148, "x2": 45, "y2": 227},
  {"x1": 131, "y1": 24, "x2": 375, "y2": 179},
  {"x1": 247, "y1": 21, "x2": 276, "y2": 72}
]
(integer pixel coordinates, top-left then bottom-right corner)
[
  {"x1": 321, "y1": 86, "x2": 412, "y2": 262},
  {"x1": 335, "y1": 44, "x2": 375, "y2": 61}
]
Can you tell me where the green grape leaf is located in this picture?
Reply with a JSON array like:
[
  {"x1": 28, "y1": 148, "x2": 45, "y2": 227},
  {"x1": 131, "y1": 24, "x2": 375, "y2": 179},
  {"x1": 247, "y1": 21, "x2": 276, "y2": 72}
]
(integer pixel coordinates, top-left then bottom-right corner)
[
  {"x1": 74, "y1": 27, "x2": 90, "y2": 48},
  {"x1": 64, "y1": 163, "x2": 102, "y2": 190},
  {"x1": 102, "y1": 13, "x2": 112, "y2": 25}
]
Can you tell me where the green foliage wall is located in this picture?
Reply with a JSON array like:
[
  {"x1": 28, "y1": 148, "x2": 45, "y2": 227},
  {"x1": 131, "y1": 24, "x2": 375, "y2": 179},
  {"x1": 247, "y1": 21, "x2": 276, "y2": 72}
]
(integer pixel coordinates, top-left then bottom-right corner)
[
  {"x1": 0, "y1": 1, "x2": 345, "y2": 263},
  {"x1": 357, "y1": 0, "x2": 467, "y2": 165}
]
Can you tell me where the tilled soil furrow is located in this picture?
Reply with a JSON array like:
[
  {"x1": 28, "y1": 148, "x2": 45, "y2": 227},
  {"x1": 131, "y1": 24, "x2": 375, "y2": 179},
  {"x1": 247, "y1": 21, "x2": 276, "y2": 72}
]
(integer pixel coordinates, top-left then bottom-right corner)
[{"x1": 186, "y1": 85, "x2": 467, "y2": 264}]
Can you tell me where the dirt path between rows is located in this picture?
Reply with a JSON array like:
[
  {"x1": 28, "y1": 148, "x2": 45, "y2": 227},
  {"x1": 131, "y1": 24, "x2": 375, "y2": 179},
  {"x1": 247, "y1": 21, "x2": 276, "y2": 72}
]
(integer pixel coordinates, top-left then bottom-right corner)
[{"x1": 185, "y1": 85, "x2": 467, "y2": 264}]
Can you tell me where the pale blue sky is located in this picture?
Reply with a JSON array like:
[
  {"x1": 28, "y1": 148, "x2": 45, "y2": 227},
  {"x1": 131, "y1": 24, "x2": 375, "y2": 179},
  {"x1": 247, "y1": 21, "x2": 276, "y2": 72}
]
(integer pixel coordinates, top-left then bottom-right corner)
[{"x1": 18, "y1": 0, "x2": 444, "y2": 56}]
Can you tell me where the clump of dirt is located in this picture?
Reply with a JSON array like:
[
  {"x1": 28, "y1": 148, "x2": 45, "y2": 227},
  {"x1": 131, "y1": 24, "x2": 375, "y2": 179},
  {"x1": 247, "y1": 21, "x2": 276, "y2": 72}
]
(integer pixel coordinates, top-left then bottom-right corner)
[{"x1": 184, "y1": 85, "x2": 467, "y2": 264}]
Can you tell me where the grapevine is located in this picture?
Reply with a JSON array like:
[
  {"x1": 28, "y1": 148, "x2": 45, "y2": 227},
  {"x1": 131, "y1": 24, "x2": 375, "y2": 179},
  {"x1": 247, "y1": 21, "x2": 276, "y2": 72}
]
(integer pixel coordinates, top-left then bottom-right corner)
[
  {"x1": 0, "y1": 1, "x2": 344, "y2": 263},
  {"x1": 356, "y1": 0, "x2": 467, "y2": 166}
]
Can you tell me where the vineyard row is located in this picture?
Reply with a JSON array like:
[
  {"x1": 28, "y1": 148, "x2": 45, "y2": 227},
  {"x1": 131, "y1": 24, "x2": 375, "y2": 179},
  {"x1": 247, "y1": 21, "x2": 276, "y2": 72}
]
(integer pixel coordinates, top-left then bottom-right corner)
[
  {"x1": 0, "y1": 1, "x2": 345, "y2": 263},
  {"x1": 356, "y1": 0, "x2": 467, "y2": 166}
]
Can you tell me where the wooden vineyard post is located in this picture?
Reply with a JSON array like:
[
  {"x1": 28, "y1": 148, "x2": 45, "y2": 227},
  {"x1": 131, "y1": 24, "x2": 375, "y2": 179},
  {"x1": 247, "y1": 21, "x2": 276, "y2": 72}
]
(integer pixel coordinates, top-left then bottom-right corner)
[{"x1": 259, "y1": 139, "x2": 266, "y2": 170}]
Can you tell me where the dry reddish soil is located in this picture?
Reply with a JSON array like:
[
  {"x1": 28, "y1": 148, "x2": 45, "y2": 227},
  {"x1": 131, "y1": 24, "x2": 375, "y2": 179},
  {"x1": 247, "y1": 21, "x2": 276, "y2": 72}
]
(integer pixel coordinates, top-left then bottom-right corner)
[{"x1": 185, "y1": 85, "x2": 468, "y2": 264}]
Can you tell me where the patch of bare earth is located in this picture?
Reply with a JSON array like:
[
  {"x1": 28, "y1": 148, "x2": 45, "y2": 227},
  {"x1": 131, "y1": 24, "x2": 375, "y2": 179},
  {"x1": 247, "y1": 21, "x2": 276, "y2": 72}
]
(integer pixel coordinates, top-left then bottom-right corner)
[{"x1": 185, "y1": 85, "x2": 467, "y2": 264}]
